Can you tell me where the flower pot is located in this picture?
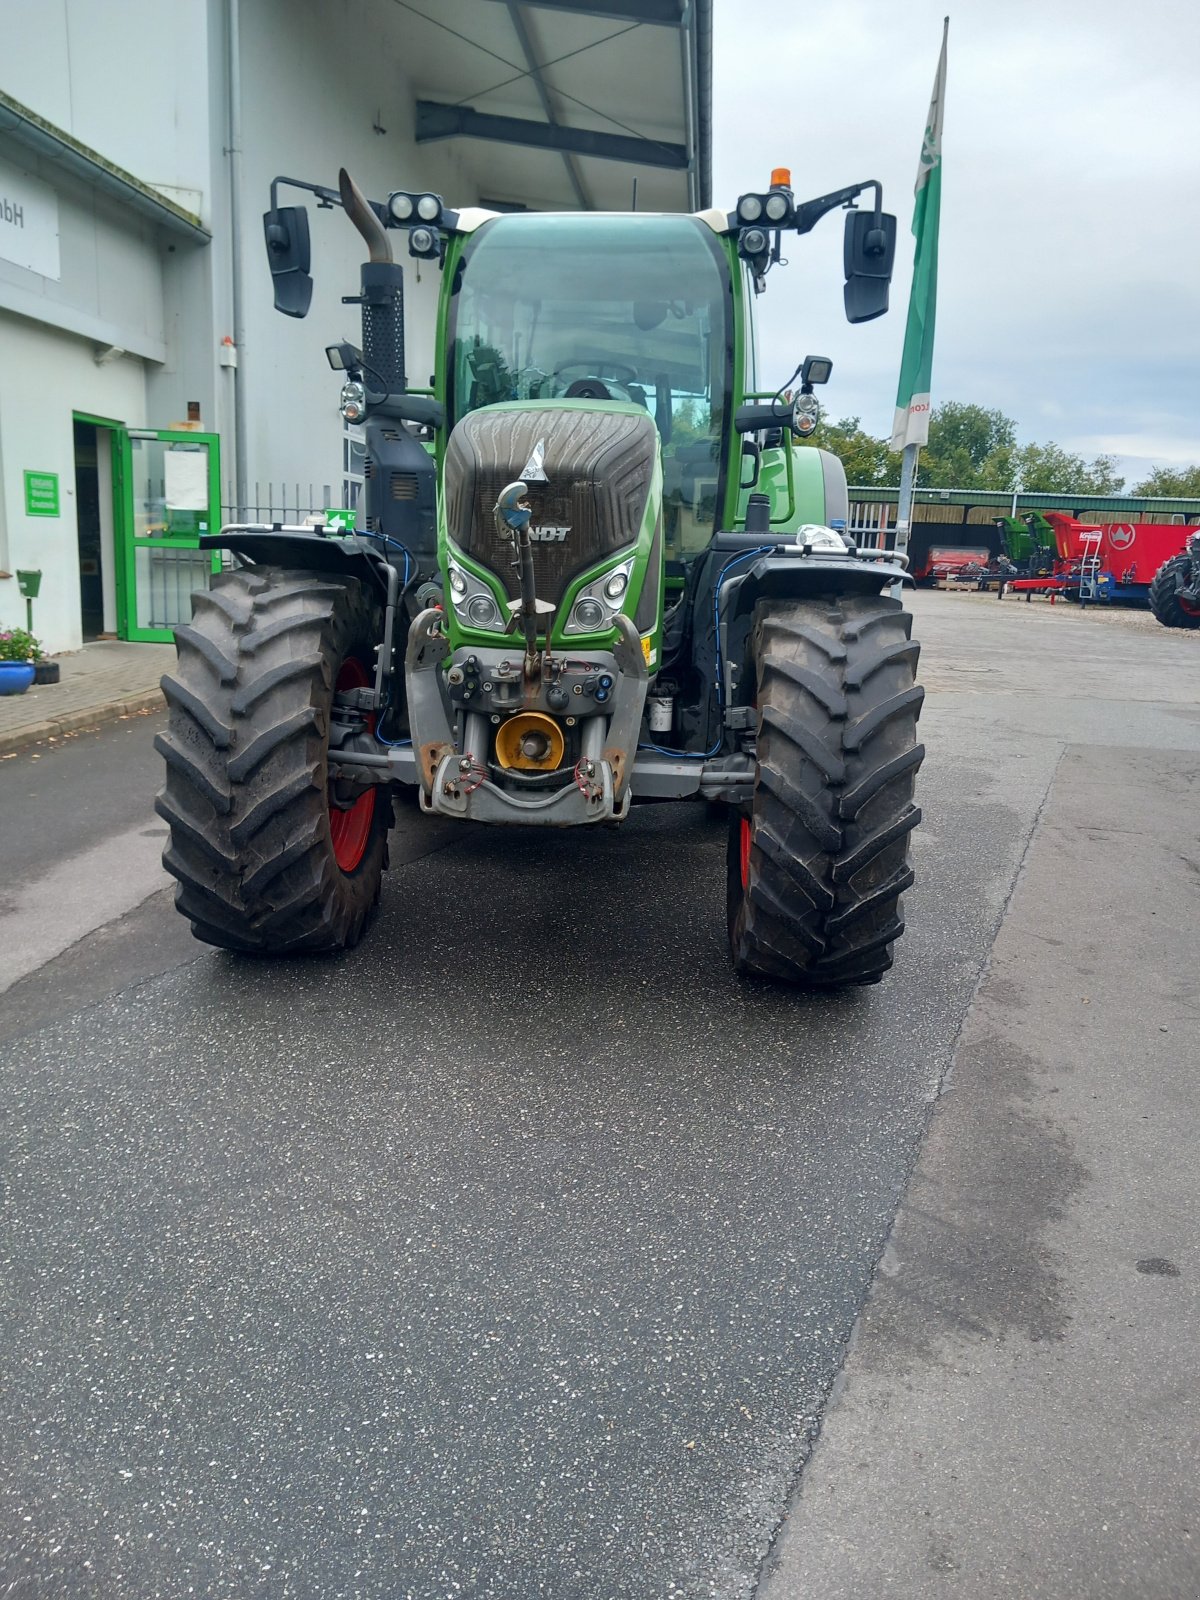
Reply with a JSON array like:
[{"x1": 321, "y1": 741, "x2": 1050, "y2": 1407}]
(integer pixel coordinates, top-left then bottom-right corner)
[
  {"x1": 0, "y1": 662, "x2": 36, "y2": 696},
  {"x1": 33, "y1": 659, "x2": 60, "y2": 685}
]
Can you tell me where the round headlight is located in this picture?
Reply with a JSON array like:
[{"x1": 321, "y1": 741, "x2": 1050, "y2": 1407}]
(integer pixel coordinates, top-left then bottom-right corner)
[
  {"x1": 737, "y1": 195, "x2": 763, "y2": 223},
  {"x1": 740, "y1": 226, "x2": 769, "y2": 258},
  {"x1": 573, "y1": 598, "x2": 606, "y2": 630},
  {"x1": 764, "y1": 192, "x2": 790, "y2": 222},
  {"x1": 603, "y1": 570, "x2": 628, "y2": 601},
  {"x1": 389, "y1": 192, "x2": 414, "y2": 222},
  {"x1": 448, "y1": 567, "x2": 467, "y2": 596},
  {"x1": 466, "y1": 594, "x2": 499, "y2": 628},
  {"x1": 409, "y1": 226, "x2": 437, "y2": 256},
  {"x1": 416, "y1": 193, "x2": 441, "y2": 222},
  {"x1": 339, "y1": 380, "x2": 366, "y2": 423}
]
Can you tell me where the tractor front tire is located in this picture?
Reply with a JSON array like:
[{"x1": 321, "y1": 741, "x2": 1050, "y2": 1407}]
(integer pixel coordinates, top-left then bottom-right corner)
[
  {"x1": 155, "y1": 566, "x2": 391, "y2": 954},
  {"x1": 728, "y1": 594, "x2": 925, "y2": 987},
  {"x1": 1148, "y1": 554, "x2": 1200, "y2": 629}
]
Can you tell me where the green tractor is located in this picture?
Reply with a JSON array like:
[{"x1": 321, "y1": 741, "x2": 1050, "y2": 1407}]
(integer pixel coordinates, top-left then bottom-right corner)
[{"x1": 156, "y1": 165, "x2": 924, "y2": 986}]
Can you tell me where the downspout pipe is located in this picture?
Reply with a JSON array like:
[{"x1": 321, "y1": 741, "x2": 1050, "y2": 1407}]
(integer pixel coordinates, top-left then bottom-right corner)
[
  {"x1": 694, "y1": 0, "x2": 713, "y2": 210},
  {"x1": 228, "y1": 0, "x2": 248, "y2": 519}
]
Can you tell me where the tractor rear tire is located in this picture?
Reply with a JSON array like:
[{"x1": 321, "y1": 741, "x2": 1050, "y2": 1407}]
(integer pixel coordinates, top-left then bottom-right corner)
[
  {"x1": 1148, "y1": 554, "x2": 1200, "y2": 629},
  {"x1": 728, "y1": 594, "x2": 925, "y2": 987},
  {"x1": 155, "y1": 566, "x2": 391, "y2": 954}
]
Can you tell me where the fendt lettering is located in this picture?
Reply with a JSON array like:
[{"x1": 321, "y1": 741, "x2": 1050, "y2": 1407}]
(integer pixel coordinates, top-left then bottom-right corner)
[{"x1": 156, "y1": 162, "x2": 925, "y2": 990}]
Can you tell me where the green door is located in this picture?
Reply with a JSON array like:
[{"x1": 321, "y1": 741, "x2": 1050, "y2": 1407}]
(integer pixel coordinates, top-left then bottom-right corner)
[{"x1": 115, "y1": 429, "x2": 222, "y2": 642}]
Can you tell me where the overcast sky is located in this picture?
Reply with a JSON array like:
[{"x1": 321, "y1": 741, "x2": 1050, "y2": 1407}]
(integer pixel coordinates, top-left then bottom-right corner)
[{"x1": 710, "y1": 0, "x2": 1200, "y2": 485}]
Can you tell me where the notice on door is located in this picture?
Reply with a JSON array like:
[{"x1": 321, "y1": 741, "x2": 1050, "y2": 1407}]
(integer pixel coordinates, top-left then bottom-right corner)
[
  {"x1": 0, "y1": 155, "x2": 60, "y2": 280},
  {"x1": 164, "y1": 448, "x2": 208, "y2": 511}
]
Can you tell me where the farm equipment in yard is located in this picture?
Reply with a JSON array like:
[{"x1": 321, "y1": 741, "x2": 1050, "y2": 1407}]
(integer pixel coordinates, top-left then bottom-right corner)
[
  {"x1": 1005, "y1": 511, "x2": 1196, "y2": 608},
  {"x1": 155, "y1": 164, "x2": 925, "y2": 987}
]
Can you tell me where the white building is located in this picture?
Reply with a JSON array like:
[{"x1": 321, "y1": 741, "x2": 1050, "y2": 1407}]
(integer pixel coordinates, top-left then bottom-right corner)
[{"x1": 0, "y1": 0, "x2": 709, "y2": 651}]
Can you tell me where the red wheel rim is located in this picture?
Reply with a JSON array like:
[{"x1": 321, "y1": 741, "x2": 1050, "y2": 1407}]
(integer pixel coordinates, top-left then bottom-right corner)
[
  {"x1": 329, "y1": 657, "x2": 376, "y2": 873},
  {"x1": 1180, "y1": 596, "x2": 1200, "y2": 618},
  {"x1": 739, "y1": 816, "x2": 753, "y2": 890}
]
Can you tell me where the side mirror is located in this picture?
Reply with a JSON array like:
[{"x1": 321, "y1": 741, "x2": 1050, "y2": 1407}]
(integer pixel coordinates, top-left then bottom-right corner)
[
  {"x1": 262, "y1": 205, "x2": 313, "y2": 318},
  {"x1": 843, "y1": 209, "x2": 896, "y2": 324}
]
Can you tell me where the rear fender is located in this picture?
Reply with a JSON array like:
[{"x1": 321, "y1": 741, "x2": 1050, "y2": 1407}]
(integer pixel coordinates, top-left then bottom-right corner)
[{"x1": 200, "y1": 527, "x2": 391, "y2": 593}]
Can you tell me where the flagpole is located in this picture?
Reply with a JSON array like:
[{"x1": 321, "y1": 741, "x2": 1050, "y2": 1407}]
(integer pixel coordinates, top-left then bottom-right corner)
[
  {"x1": 888, "y1": 16, "x2": 947, "y2": 595},
  {"x1": 894, "y1": 442, "x2": 919, "y2": 565}
]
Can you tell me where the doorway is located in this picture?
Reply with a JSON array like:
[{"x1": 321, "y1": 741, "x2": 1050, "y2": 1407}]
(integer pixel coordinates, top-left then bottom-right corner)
[{"x1": 72, "y1": 417, "x2": 119, "y2": 640}]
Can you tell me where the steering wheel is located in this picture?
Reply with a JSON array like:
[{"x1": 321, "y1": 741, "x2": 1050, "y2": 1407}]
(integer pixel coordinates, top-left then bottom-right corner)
[{"x1": 554, "y1": 359, "x2": 639, "y2": 386}]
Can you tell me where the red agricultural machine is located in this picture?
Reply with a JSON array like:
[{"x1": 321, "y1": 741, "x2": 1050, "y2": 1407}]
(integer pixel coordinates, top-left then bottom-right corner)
[{"x1": 1003, "y1": 512, "x2": 1197, "y2": 609}]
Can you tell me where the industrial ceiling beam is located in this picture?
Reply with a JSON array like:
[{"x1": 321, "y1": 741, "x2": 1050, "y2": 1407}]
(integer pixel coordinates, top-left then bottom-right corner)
[
  {"x1": 478, "y1": 0, "x2": 682, "y2": 24},
  {"x1": 504, "y1": 1, "x2": 590, "y2": 210},
  {"x1": 416, "y1": 101, "x2": 688, "y2": 170}
]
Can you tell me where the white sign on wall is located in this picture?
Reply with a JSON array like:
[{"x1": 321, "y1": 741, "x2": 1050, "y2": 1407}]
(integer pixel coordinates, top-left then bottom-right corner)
[{"x1": 0, "y1": 155, "x2": 61, "y2": 281}]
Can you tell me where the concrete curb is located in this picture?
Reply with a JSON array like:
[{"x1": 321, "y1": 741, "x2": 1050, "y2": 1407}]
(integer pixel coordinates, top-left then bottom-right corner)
[{"x1": 0, "y1": 687, "x2": 165, "y2": 757}]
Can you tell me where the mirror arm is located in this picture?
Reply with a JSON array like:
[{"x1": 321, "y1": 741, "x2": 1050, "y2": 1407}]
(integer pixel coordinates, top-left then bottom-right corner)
[
  {"x1": 793, "y1": 179, "x2": 882, "y2": 236},
  {"x1": 270, "y1": 174, "x2": 344, "y2": 213}
]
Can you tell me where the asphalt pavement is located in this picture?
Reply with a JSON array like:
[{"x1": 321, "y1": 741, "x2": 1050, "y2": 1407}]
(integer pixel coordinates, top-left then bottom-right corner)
[{"x1": 1, "y1": 590, "x2": 1198, "y2": 1599}]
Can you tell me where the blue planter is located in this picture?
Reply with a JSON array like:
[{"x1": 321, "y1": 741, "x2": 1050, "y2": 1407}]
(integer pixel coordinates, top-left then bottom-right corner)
[{"x1": 0, "y1": 661, "x2": 36, "y2": 696}]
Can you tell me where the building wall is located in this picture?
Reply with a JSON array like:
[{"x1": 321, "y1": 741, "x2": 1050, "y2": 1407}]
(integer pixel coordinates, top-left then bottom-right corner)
[
  {"x1": 0, "y1": 314, "x2": 146, "y2": 649},
  {"x1": 0, "y1": 0, "x2": 481, "y2": 648},
  {"x1": 234, "y1": 0, "x2": 478, "y2": 508}
]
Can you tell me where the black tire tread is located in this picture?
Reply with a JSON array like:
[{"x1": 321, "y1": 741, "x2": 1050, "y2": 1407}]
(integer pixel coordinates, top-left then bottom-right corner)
[
  {"x1": 1148, "y1": 554, "x2": 1200, "y2": 630},
  {"x1": 729, "y1": 594, "x2": 925, "y2": 987},
  {"x1": 157, "y1": 566, "x2": 390, "y2": 953}
]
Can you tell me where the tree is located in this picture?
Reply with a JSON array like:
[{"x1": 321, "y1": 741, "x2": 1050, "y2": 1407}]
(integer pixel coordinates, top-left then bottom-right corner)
[
  {"x1": 810, "y1": 416, "x2": 900, "y2": 487},
  {"x1": 815, "y1": 402, "x2": 1126, "y2": 494},
  {"x1": 1010, "y1": 442, "x2": 1124, "y2": 495},
  {"x1": 1131, "y1": 464, "x2": 1200, "y2": 498}
]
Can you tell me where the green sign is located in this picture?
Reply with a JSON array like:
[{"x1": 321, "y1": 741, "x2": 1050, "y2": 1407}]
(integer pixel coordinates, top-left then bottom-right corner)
[
  {"x1": 323, "y1": 508, "x2": 357, "y2": 531},
  {"x1": 24, "y1": 470, "x2": 60, "y2": 517}
]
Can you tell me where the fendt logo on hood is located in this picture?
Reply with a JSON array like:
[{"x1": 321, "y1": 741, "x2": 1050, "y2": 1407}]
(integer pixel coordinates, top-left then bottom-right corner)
[{"x1": 528, "y1": 524, "x2": 570, "y2": 543}]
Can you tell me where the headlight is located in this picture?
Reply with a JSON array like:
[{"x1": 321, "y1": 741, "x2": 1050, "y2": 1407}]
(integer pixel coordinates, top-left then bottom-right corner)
[
  {"x1": 740, "y1": 226, "x2": 769, "y2": 258},
  {"x1": 339, "y1": 380, "x2": 366, "y2": 423},
  {"x1": 737, "y1": 194, "x2": 763, "y2": 223},
  {"x1": 764, "y1": 191, "x2": 791, "y2": 223},
  {"x1": 446, "y1": 552, "x2": 505, "y2": 631},
  {"x1": 416, "y1": 193, "x2": 441, "y2": 222},
  {"x1": 564, "y1": 557, "x2": 636, "y2": 635},
  {"x1": 389, "y1": 192, "x2": 414, "y2": 222},
  {"x1": 792, "y1": 392, "x2": 820, "y2": 437},
  {"x1": 409, "y1": 226, "x2": 438, "y2": 258}
]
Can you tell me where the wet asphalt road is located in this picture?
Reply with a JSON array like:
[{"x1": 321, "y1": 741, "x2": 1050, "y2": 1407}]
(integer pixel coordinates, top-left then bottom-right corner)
[{"x1": 0, "y1": 596, "x2": 1076, "y2": 1598}]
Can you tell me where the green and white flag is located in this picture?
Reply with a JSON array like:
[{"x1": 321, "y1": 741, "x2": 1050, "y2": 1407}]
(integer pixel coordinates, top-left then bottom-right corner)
[{"x1": 891, "y1": 18, "x2": 948, "y2": 452}]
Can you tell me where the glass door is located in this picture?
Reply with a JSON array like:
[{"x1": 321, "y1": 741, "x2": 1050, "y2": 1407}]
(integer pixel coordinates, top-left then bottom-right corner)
[{"x1": 115, "y1": 429, "x2": 222, "y2": 642}]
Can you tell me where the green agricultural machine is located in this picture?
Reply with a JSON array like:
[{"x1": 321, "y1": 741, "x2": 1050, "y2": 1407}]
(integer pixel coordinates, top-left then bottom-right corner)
[{"x1": 155, "y1": 165, "x2": 925, "y2": 987}]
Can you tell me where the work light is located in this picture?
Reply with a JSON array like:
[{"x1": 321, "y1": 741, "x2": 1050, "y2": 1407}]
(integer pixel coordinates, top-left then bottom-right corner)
[
  {"x1": 416, "y1": 193, "x2": 441, "y2": 222},
  {"x1": 388, "y1": 192, "x2": 414, "y2": 222},
  {"x1": 736, "y1": 194, "x2": 763, "y2": 223},
  {"x1": 764, "y1": 191, "x2": 791, "y2": 223}
]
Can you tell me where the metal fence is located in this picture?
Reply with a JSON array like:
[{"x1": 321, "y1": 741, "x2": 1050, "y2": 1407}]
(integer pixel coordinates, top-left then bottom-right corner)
[{"x1": 220, "y1": 482, "x2": 339, "y2": 527}]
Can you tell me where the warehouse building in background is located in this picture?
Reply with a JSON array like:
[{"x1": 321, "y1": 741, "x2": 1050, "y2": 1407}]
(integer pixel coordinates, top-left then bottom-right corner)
[{"x1": 0, "y1": 0, "x2": 710, "y2": 652}]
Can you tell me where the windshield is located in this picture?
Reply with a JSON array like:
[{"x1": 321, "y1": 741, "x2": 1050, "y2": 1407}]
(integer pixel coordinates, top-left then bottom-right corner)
[{"x1": 449, "y1": 213, "x2": 732, "y2": 556}]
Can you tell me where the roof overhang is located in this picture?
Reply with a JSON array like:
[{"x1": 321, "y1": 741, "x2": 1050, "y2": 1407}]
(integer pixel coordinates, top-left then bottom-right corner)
[
  {"x1": 0, "y1": 88, "x2": 210, "y2": 245},
  {"x1": 392, "y1": 0, "x2": 711, "y2": 213}
]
